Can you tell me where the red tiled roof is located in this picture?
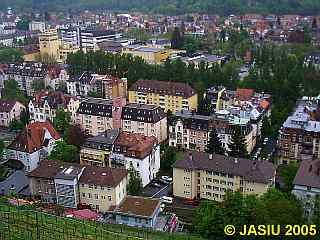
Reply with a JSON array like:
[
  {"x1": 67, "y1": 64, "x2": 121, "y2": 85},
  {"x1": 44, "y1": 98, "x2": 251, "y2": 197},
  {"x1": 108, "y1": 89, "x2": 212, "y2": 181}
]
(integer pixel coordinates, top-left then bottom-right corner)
[
  {"x1": 236, "y1": 88, "x2": 255, "y2": 101},
  {"x1": 8, "y1": 121, "x2": 60, "y2": 153},
  {"x1": 32, "y1": 91, "x2": 76, "y2": 109},
  {"x1": 260, "y1": 99, "x2": 270, "y2": 110}
]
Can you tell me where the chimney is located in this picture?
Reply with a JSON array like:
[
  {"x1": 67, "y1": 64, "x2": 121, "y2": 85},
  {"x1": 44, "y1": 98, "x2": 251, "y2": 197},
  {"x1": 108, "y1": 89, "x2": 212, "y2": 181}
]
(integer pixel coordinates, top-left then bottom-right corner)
[
  {"x1": 234, "y1": 158, "x2": 238, "y2": 164},
  {"x1": 209, "y1": 154, "x2": 213, "y2": 160}
]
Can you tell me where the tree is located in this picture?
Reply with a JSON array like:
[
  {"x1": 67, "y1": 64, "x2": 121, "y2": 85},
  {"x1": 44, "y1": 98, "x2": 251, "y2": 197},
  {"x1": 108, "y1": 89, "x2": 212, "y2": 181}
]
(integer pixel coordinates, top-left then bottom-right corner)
[
  {"x1": 171, "y1": 27, "x2": 184, "y2": 49},
  {"x1": 48, "y1": 141, "x2": 79, "y2": 163},
  {"x1": 87, "y1": 91, "x2": 100, "y2": 98},
  {"x1": 20, "y1": 109, "x2": 30, "y2": 125},
  {"x1": 2, "y1": 79, "x2": 27, "y2": 104},
  {"x1": 64, "y1": 125, "x2": 88, "y2": 148},
  {"x1": 279, "y1": 163, "x2": 299, "y2": 192},
  {"x1": 127, "y1": 164, "x2": 143, "y2": 196},
  {"x1": 0, "y1": 140, "x2": 5, "y2": 160},
  {"x1": 53, "y1": 109, "x2": 71, "y2": 133},
  {"x1": 261, "y1": 116, "x2": 273, "y2": 139},
  {"x1": 31, "y1": 79, "x2": 46, "y2": 92},
  {"x1": 312, "y1": 195, "x2": 320, "y2": 225},
  {"x1": 9, "y1": 119, "x2": 24, "y2": 131},
  {"x1": 206, "y1": 129, "x2": 225, "y2": 155},
  {"x1": 228, "y1": 127, "x2": 248, "y2": 158},
  {"x1": 0, "y1": 48, "x2": 23, "y2": 63},
  {"x1": 161, "y1": 144, "x2": 179, "y2": 170},
  {"x1": 16, "y1": 18, "x2": 30, "y2": 31}
]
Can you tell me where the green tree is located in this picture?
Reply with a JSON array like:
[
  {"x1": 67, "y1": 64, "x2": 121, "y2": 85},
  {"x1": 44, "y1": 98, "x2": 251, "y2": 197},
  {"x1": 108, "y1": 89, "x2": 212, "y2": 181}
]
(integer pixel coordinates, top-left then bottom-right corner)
[
  {"x1": 279, "y1": 162, "x2": 299, "y2": 192},
  {"x1": 20, "y1": 109, "x2": 30, "y2": 125},
  {"x1": 87, "y1": 91, "x2": 100, "y2": 98},
  {"x1": 16, "y1": 18, "x2": 30, "y2": 31},
  {"x1": 31, "y1": 79, "x2": 46, "y2": 92},
  {"x1": 161, "y1": 144, "x2": 179, "y2": 170},
  {"x1": 48, "y1": 141, "x2": 79, "y2": 163},
  {"x1": 53, "y1": 109, "x2": 71, "y2": 133},
  {"x1": 2, "y1": 79, "x2": 27, "y2": 104},
  {"x1": 228, "y1": 127, "x2": 248, "y2": 158},
  {"x1": 0, "y1": 48, "x2": 23, "y2": 63},
  {"x1": 0, "y1": 140, "x2": 5, "y2": 160},
  {"x1": 206, "y1": 129, "x2": 225, "y2": 155},
  {"x1": 171, "y1": 27, "x2": 184, "y2": 49},
  {"x1": 64, "y1": 125, "x2": 88, "y2": 149},
  {"x1": 9, "y1": 119, "x2": 24, "y2": 131},
  {"x1": 261, "y1": 116, "x2": 273, "y2": 139},
  {"x1": 312, "y1": 195, "x2": 320, "y2": 225},
  {"x1": 127, "y1": 164, "x2": 143, "y2": 196}
]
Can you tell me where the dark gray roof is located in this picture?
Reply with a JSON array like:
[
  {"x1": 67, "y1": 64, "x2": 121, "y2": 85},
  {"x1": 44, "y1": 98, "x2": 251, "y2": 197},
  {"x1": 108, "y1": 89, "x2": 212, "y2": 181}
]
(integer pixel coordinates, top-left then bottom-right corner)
[
  {"x1": 173, "y1": 151, "x2": 276, "y2": 184},
  {"x1": 0, "y1": 170, "x2": 30, "y2": 196},
  {"x1": 55, "y1": 166, "x2": 84, "y2": 181},
  {"x1": 293, "y1": 160, "x2": 320, "y2": 188},
  {"x1": 169, "y1": 110, "x2": 212, "y2": 131},
  {"x1": 82, "y1": 129, "x2": 119, "y2": 149},
  {"x1": 76, "y1": 98, "x2": 113, "y2": 117},
  {"x1": 122, "y1": 103, "x2": 166, "y2": 123}
]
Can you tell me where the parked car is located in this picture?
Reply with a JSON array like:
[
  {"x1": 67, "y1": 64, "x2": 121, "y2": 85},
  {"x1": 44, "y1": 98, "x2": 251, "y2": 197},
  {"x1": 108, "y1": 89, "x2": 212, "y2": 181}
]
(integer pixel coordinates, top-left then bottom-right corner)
[
  {"x1": 161, "y1": 196, "x2": 173, "y2": 204},
  {"x1": 151, "y1": 182, "x2": 161, "y2": 188},
  {"x1": 161, "y1": 176, "x2": 173, "y2": 182}
]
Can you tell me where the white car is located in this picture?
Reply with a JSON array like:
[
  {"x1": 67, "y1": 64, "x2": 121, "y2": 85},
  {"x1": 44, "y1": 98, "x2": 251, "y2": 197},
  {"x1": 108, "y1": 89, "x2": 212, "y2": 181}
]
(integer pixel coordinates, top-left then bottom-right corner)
[
  {"x1": 161, "y1": 176, "x2": 173, "y2": 182},
  {"x1": 161, "y1": 196, "x2": 173, "y2": 204}
]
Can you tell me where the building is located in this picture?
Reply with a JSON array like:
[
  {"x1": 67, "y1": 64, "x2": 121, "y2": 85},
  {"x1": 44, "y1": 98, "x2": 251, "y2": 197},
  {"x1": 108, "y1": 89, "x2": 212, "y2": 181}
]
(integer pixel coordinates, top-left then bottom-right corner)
[
  {"x1": 0, "y1": 100, "x2": 26, "y2": 127},
  {"x1": 7, "y1": 121, "x2": 60, "y2": 172},
  {"x1": 304, "y1": 52, "x2": 320, "y2": 70},
  {"x1": 168, "y1": 110, "x2": 255, "y2": 153},
  {"x1": 128, "y1": 79, "x2": 198, "y2": 113},
  {"x1": 292, "y1": 159, "x2": 320, "y2": 218},
  {"x1": 278, "y1": 96, "x2": 320, "y2": 165},
  {"x1": 111, "y1": 132, "x2": 160, "y2": 187},
  {"x1": 80, "y1": 129, "x2": 120, "y2": 167},
  {"x1": 123, "y1": 45, "x2": 170, "y2": 65},
  {"x1": 67, "y1": 72, "x2": 127, "y2": 99},
  {"x1": 122, "y1": 103, "x2": 167, "y2": 143},
  {"x1": 58, "y1": 43, "x2": 79, "y2": 63},
  {"x1": 3, "y1": 62, "x2": 47, "y2": 95},
  {"x1": 39, "y1": 29, "x2": 60, "y2": 60},
  {"x1": 112, "y1": 196, "x2": 161, "y2": 228},
  {"x1": 173, "y1": 151, "x2": 276, "y2": 201},
  {"x1": 28, "y1": 91, "x2": 80, "y2": 123},
  {"x1": 81, "y1": 29, "x2": 121, "y2": 51},
  {"x1": 79, "y1": 165, "x2": 128, "y2": 212},
  {"x1": 29, "y1": 21, "x2": 46, "y2": 32},
  {"x1": 55, "y1": 165, "x2": 85, "y2": 208}
]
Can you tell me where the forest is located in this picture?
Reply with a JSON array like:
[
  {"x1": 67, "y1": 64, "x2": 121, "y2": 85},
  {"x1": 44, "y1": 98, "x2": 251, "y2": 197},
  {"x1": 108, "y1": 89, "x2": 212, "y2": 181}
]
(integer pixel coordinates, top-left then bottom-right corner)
[{"x1": 1, "y1": 0, "x2": 320, "y2": 15}]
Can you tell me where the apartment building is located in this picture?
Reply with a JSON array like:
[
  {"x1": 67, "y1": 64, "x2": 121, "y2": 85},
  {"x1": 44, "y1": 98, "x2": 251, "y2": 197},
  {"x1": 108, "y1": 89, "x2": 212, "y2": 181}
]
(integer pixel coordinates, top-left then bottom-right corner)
[
  {"x1": 67, "y1": 72, "x2": 127, "y2": 99},
  {"x1": 111, "y1": 132, "x2": 160, "y2": 187},
  {"x1": 278, "y1": 97, "x2": 320, "y2": 165},
  {"x1": 81, "y1": 29, "x2": 121, "y2": 51},
  {"x1": 45, "y1": 66, "x2": 69, "y2": 90},
  {"x1": 80, "y1": 129, "x2": 120, "y2": 167},
  {"x1": 39, "y1": 29, "x2": 60, "y2": 59},
  {"x1": 29, "y1": 91, "x2": 80, "y2": 123},
  {"x1": 122, "y1": 103, "x2": 167, "y2": 143},
  {"x1": 128, "y1": 79, "x2": 198, "y2": 113},
  {"x1": 173, "y1": 151, "x2": 276, "y2": 201},
  {"x1": 292, "y1": 159, "x2": 320, "y2": 218},
  {"x1": 7, "y1": 121, "x2": 61, "y2": 172},
  {"x1": 123, "y1": 45, "x2": 170, "y2": 64},
  {"x1": 3, "y1": 62, "x2": 47, "y2": 95},
  {"x1": 168, "y1": 110, "x2": 255, "y2": 153},
  {"x1": 28, "y1": 160, "x2": 128, "y2": 211},
  {"x1": 79, "y1": 165, "x2": 128, "y2": 212},
  {"x1": 0, "y1": 100, "x2": 26, "y2": 127}
]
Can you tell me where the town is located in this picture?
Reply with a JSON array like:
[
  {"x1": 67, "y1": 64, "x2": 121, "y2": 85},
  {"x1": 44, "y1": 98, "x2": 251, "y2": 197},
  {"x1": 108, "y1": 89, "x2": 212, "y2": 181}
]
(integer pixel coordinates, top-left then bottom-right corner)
[{"x1": 0, "y1": 4, "x2": 320, "y2": 240}]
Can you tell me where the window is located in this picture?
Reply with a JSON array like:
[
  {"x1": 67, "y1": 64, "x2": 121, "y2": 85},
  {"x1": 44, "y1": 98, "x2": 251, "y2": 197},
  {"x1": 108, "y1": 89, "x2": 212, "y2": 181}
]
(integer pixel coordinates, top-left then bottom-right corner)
[
  {"x1": 108, "y1": 196, "x2": 112, "y2": 201},
  {"x1": 82, "y1": 193, "x2": 85, "y2": 198},
  {"x1": 88, "y1": 193, "x2": 92, "y2": 198},
  {"x1": 89, "y1": 185, "x2": 93, "y2": 189},
  {"x1": 95, "y1": 194, "x2": 99, "y2": 200}
]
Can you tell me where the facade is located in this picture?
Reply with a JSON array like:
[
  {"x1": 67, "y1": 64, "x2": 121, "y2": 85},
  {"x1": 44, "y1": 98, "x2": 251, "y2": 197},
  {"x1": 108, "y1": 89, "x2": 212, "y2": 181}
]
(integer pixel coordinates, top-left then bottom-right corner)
[
  {"x1": 128, "y1": 79, "x2": 198, "y2": 113},
  {"x1": 29, "y1": 21, "x2": 46, "y2": 32},
  {"x1": 112, "y1": 196, "x2": 161, "y2": 228},
  {"x1": 111, "y1": 132, "x2": 160, "y2": 187},
  {"x1": 58, "y1": 43, "x2": 80, "y2": 63},
  {"x1": 79, "y1": 166, "x2": 128, "y2": 212},
  {"x1": 0, "y1": 100, "x2": 26, "y2": 127},
  {"x1": 80, "y1": 129, "x2": 120, "y2": 167},
  {"x1": 173, "y1": 151, "x2": 276, "y2": 201},
  {"x1": 292, "y1": 159, "x2": 320, "y2": 218},
  {"x1": 278, "y1": 97, "x2": 320, "y2": 165},
  {"x1": 39, "y1": 29, "x2": 60, "y2": 60},
  {"x1": 80, "y1": 29, "x2": 121, "y2": 51},
  {"x1": 168, "y1": 110, "x2": 255, "y2": 153},
  {"x1": 28, "y1": 91, "x2": 80, "y2": 123},
  {"x1": 123, "y1": 45, "x2": 170, "y2": 64},
  {"x1": 3, "y1": 62, "x2": 48, "y2": 95},
  {"x1": 122, "y1": 103, "x2": 167, "y2": 143},
  {"x1": 7, "y1": 121, "x2": 61, "y2": 172}
]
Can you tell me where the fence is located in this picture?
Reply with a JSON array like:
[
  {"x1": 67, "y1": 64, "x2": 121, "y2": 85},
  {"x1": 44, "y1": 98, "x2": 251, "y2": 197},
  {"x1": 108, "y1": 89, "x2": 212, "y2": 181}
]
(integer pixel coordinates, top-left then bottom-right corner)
[{"x1": 0, "y1": 205, "x2": 202, "y2": 240}]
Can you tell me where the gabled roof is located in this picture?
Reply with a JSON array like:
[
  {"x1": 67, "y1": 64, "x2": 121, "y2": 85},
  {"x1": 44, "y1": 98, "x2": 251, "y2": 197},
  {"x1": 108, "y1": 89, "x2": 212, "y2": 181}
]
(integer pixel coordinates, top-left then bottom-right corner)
[
  {"x1": 293, "y1": 159, "x2": 320, "y2": 189},
  {"x1": 121, "y1": 103, "x2": 166, "y2": 123},
  {"x1": 8, "y1": 121, "x2": 60, "y2": 153},
  {"x1": 236, "y1": 88, "x2": 255, "y2": 101},
  {"x1": 0, "y1": 100, "x2": 20, "y2": 113},
  {"x1": 32, "y1": 91, "x2": 77, "y2": 109}
]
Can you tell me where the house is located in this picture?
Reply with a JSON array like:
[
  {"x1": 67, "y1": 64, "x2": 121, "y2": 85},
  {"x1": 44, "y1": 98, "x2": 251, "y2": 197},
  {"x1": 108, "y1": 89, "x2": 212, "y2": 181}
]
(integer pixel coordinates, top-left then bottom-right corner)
[
  {"x1": 128, "y1": 79, "x2": 198, "y2": 113},
  {"x1": 292, "y1": 159, "x2": 320, "y2": 218},
  {"x1": 6, "y1": 121, "x2": 61, "y2": 172},
  {"x1": 79, "y1": 165, "x2": 128, "y2": 212},
  {"x1": 112, "y1": 196, "x2": 161, "y2": 228},
  {"x1": 0, "y1": 100, "x2": 26, "y2": 127},
  {"x1": 173, "y1": 151, "x2": 276, "y2": 201},
  {"x1": 111, "y1": 132, "x2": 160, "y2": 187},
  {"x1": 121, "y1": 103, "x2": 167, "y2": 143},
  {"x1": 80, "y1": 129, "x2": 120, "y2": 167},
  {"x1": 28, "y1": 91, "x2": 80, "y2": 123}
]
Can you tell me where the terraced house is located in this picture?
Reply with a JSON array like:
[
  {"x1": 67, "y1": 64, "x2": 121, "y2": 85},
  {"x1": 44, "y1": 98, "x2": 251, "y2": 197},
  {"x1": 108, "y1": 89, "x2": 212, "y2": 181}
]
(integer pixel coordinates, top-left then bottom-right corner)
[
  {"x1": 173, "y1": 151, "x2": 276, "y2": 201},
  {"x1": 128, "y1": 79, "x2": 198, "y2": 113}
]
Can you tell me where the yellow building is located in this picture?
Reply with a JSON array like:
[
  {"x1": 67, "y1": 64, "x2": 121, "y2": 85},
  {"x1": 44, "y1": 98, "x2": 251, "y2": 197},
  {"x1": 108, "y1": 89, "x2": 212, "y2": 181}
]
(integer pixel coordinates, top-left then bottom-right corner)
[
  {"x1": 79, "y1": 165, "x2": 128, "y2": 212},
  {"x1": 58, "y1": 43, "x2": 79, "y2": 63},
  {"x1": 123, "y1": 45, "x2": 170, "y2": 65},
  {"x1": 39, "y1": 29, "x2": 60, "y2": 59},
  {"x1": 173, "y1": 151, "x2": 276, "y2": 201},
  {"x1": 128, "y1": 79, "x2": 198, "y2": 113}
]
